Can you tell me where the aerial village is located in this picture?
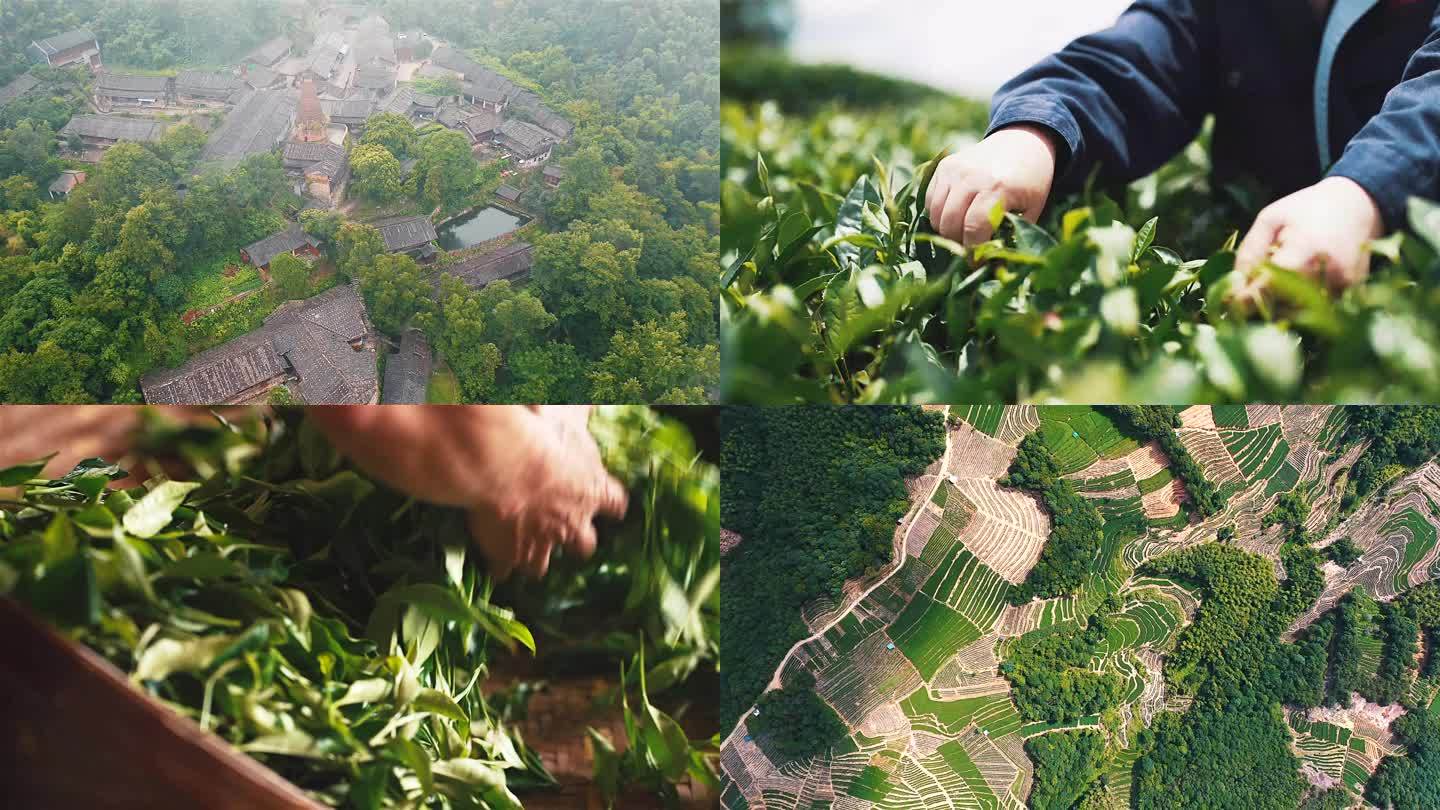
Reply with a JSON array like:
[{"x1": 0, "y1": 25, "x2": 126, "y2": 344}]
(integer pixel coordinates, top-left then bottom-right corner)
[{"x1": 3, "y1": 3, "x2": 573, "y2": 404}]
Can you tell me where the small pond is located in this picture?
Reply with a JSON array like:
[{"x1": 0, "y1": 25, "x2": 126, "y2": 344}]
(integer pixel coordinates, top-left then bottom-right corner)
[{"x1": 437, "y1": 205, "x2": 531, "y2": 250}]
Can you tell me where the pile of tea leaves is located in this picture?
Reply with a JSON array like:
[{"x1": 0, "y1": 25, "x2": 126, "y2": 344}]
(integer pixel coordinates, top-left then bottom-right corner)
[{"x1": 0, "y1": 406, "x2": 718, "y2": 809}]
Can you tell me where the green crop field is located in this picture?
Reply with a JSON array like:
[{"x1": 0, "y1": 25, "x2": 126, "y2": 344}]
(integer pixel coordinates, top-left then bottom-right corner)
[
  {"x1": 922, "y1": 544, "x2": 1012, "y2": 631},
  {"x1": 846, "y1": 765, "x2": 894, "y2": 801},
  {"x1": 888, "y1": 595, "x2": 982, "y2": 680},
  {"x1": 1075, "y1": 468, "x2": 1138, "y2": 493},
  {"x1": 1212, "y1": 405, "x2": 1250, "y2": 429},
  {"x1": 1138, "y1": 468, "x2": 1175, "y2": 496},
  {"x1": 956, "y1": 404, "x2": 1005, "y2": 437},
  {"x1": 1386, "y1": 508, "x2": 1439, "y2": 591},
  {"x1": 1038, "y1": 407, "x2": 1139, "y2": 474},
  {"x1": 901, "y1": 688, "x2": 1022, "y2": 737}
]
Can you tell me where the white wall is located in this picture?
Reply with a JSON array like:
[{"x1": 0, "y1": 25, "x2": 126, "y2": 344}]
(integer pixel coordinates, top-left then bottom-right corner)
[{"x1": 788, "y1": 0, "x2": 1133, "y2": 100}]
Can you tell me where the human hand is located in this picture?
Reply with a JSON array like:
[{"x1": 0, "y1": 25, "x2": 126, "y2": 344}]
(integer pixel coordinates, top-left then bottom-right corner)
[
  {"x1": 1234, "y1": 176, "x2": 1383, "y2": 291},
  {"x1": 308, "y1": 406, "x2": 628, "y2": 580},
  {"x1": 925, "y1": 124, "x2": 1058, "y2": 247}
]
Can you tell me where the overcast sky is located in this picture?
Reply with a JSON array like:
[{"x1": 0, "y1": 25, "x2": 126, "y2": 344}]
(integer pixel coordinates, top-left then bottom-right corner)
[{"x1": 788, "y1": 0, "x2": 1132, "y2": 100}]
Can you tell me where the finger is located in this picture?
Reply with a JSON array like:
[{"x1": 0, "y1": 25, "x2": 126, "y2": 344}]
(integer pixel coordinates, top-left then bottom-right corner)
[
  {"x1": 962, "y1": 191, "x2": 1005, "y2": 248},
  {"x1": 568, "y1": 520, "x2": 599, "y2": 560},
  {"x1": 593, "y1": 475, "x2": 629, "y2": 521},
  {"x1": 1235, "y1": 212, "x2": 1283, "y2": 275},
  {"x1": 938, "y1": 188, "x2": 977, "y2": 242},
  {"x1": 1324, "y1": 245, "x2": 1367, "y2": 292},
  {"x1": 529, "y1": 539, "x2": 553, "y2": 579},
  {"x1": 468, "y1": 509, "x2": 516, "y2": 582},
  {"x1": 926, "y1": 176, "x2": 951, "y2": 228},
  {"x1": 1270, "y1": 239, "x2": 1319, "y2": 278}
]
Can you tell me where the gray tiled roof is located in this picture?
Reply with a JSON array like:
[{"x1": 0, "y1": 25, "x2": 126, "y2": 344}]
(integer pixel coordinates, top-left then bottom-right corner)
[
  {"x1": 244, "y1": 36, "x2": 293, "y2": 66},
  {"x1": 96, "y1": 72, "x2": 172, "y2": 98},
  {"x1": 442, "y1": 242, "x2": 534, "y2": 291},
  {"x1": 243, "y1": 222, "x2": 318, "y2": 268},
  {"x1": 496, "y1": 184, "x2": 523, "y2": 202},
  {"x1": 141, "y1": 283, "x2": 377, "y2": 405},
  {"x1": 375, "y1": 216, "x2": 438, "y2": 253},
  {"x1": 176, "y1": 70, "x2": 242, "y2": 96},
  {"x1": 381, "y1": 328, "x2": 432, "y2": 404},
  {"x1": 201, "y1": 88, "x2": 298, "y2": 166},
  {"x1": 542, "y1": 164, "x2": 565, "y2": 180},
  {"x1": 354, "y1": 64, "x2": 396, "y2": 89},
  {"x1": 241, "y1": 65, "x2": 282, "y2": 89},
  {"x1": 60, "y1": 114, "x2": 166, "y2": 142},
  {"x1": 0, "y1": 74, "x2": 40, "y2": 108},
  {"x1": 283, "y1": 140, "x2": 346, "y2": 164},
  {"x1": 320, "y1": 97, "x2": 376, "y2": 122},
  {"x1": 497, "y1": 119, "x2": 552, "y2": 153},
  {"x1": 31, "y1": 29, "x2": 97, "y2": 58}
]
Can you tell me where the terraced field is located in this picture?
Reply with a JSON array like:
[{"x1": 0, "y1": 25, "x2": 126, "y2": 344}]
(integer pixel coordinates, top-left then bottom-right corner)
[{"x1": 722, "y1": 405, "x2": 1440, "y2": 810}]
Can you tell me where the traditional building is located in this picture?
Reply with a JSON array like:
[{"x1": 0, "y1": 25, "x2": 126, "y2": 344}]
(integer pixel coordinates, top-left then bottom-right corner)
[
  {"x1": 376, "y1": 216, "x2": 439, "y2": 261},
  {"x1": 240, "y1": 223, "x2": 322, "y2": 270},
  {"x1": 238, "y1": 64, "x2": 285, "y2": 91},
  {"x1": 28, "y1": 29, "x2": 101, "y2": 70},
  {"x1": 0, "y1": 74, "x2": 41, "y2": 111},
  {"x1": 242, "y1": 36, "x2": 293, "y2": 68},
  {"x1": 94, "y1": 72, "x2": 172, "y2": 109},
  {"x1": 59, "y1": 114, "x2": 166, "y2": 160},
  {"x1": 320, "y1": 97, "x2": 377, "y2": 128},
  {"x1": 381, "y1": 328, "x2": 432, "y2": 404},
  {"x1": 47, "y1": 170, "x2": 87, "y2": 199},
  {"x1": 542, "y1": 164, "x2": 565, "y2": 189},
  {"x1": 494, "y1": 119, "x2": 555, "y2": 164},
  {"x1": 141, "y1": 284, "x2": 379, "y2": 405},
  {"x1": 442, "y1": 242, "x2": 534, "y2": 292},
  {"x1": 294, "y1": 79, "x2": 329, "y2": 142},
  {"x1": 200, "y1": 88, "x2": 299, "y2": 167},
  {"x1": 378, "y1": 86, "x2": 440, "y2": 122},
  {"x1": 495, "y1": 184, "x2": 523, "y2": 205},
  {"x1": 351, "y1": 64, "x2": 397, "y2": 99},
  {"x1": 175, "y1": 70, "x2": 244, "y2": 105},
  {"x1": 282, "y1": 141, "x2": 350, "y2": 202},
  {"x1": 435, "y1": 104, "x2": 501, "y2": 143},
  {"x1": 510, "y1": 89, "x2": 573, "y2": 141}
]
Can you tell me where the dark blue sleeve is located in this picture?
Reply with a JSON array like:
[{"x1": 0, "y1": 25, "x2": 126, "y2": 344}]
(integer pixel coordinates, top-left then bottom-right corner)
[
  {"x1": 1328, "y1": 10, "x2": 1440, "y2": 230},
  {"x1": 987, "y1": 0, "x2": 1218, "y2": 191}
]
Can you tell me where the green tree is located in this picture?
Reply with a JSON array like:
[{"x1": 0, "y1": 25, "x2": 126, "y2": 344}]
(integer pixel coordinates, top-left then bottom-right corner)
[
  {"x1": 360, "y1": 253, "x2": 435, "y2": 335},
  {"x1": 359, "y1": 112, "x2": 417, "y2": 159},
  {"x1": 269, "y1": 252, "x2": 310, "y2": 302},
  {"x1": 156, "y1": 124, "x2": 208, "y2": 170},
  {"x1": 298, "y1": 208, "x2": 345, "y2": 246},
  {"x1": 1, "y1": 176, "x2": 39, "y2": 211},
  {"x1": 503, "y1": 343, "x2": 587, "y2": 403},
  {"x1": 431, "y1": 276, "x2": 501, "y2": 402},
  {"x1": 472, "y1": 279, "x2": 555, "y2": 354},
  {"x1": 413, "y1": 127, "x2": 477, "y2": 209},
  {"x1": 115, "y1": 192, "x2": 185, "y2": 282},
  {"x1": 335, "y1": 222, "x2": 386, "y2": 279},
  {"x1": 351, "y1": 143, "x2": 405, "y2": 203},
  {"x1": 410, "y1": 75, "x2": 461, "y2": 98},
  {"x1": 589, "y1": 312, "x2": 714, "y2": 403},
  {"x1": 0, "y1": 119, "x2": 60, "y2": 186},
  {"x1": 532, "y1": 224, "x2": 637, "y2": 352}
]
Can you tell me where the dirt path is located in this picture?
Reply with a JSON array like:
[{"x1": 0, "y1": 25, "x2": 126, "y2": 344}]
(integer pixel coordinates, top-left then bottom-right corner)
[{"x1": 724, "y1": 406, "x2": 954, "y2": 747}]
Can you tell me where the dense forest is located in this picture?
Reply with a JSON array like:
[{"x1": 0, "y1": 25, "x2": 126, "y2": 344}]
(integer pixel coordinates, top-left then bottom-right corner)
[
  {"x1": 1001, "y1": 432, "x2": 1106, "y2": 602},
  {"x1": 720, "y1": 405, "x2": 944, "y2": 729},
  {"x1": 1343, "y1": 406, "x2": 1440, "y2": 509},
  {"x1": 1024, "y1": 730, "x2": 1108, "y2": 810},
  {"x1": 745, "y1": 670, "x2": 848, "y2": 763},
  {"x1": 1000, "y1": 609, "x2": 1125, "y2": 724},
  {"x1": 0, "y1": 0, "x2": 718, "y2": 403}
]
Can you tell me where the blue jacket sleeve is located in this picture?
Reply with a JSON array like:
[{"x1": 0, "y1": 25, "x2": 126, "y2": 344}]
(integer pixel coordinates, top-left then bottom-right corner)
[
  {"x1": 988, "y1": 0, "x2": 1218, "y2": 191},
  {"x1": 1328, "y1": 10, "x2": 1440, "y2": 230}
]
